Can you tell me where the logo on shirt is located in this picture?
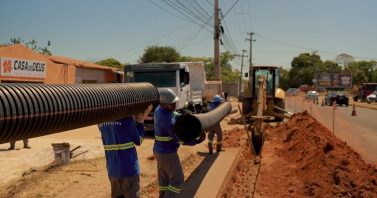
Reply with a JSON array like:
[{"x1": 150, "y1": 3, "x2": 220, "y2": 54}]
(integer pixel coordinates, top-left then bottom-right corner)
[{"x1": 98, "y1": 121, "x2": 122, "y2": 128}]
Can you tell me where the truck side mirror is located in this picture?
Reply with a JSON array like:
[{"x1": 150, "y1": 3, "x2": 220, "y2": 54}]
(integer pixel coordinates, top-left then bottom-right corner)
[{"x1": 244, "y1": 73, "x2": 248, "y2": 77}]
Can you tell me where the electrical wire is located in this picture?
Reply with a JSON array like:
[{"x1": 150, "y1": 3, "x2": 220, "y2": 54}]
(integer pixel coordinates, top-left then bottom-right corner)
[
  {"x1": 222, "y1": 0, "x2": 240, "y2": 19},
  {"x1": 100, "y1": 22, "x2": 191, "y2": 60},
  {"x1": 178, "y1": 14, "x2": 214, "y2": 50}
]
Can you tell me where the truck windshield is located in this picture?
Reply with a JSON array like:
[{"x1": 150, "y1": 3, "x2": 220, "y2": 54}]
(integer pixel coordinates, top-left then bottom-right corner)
[{"x1": 133, "y1": 71, "x2": 176, "y2": 87}]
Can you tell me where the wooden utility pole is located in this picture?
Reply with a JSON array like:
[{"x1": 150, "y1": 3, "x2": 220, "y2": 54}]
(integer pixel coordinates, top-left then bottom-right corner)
[
  {"x1": 246, "y1": 32, "x2": 255, "y2": 67},
  {"x1": 236, "y1": 50, "x2": 248, "y2": 95},
  {"x1": 214, "y1": 0, "x2": 220, "y2": 80}
]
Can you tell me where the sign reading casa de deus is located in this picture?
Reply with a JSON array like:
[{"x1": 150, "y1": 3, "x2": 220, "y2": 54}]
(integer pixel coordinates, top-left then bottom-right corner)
[{"x1": 0, "y1": 57, "x2": 46, "y2": 78}]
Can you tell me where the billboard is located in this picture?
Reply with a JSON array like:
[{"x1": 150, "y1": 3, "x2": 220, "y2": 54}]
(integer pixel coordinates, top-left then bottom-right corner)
[
  {"x1": 316, "y1": 73, "x2": 352, "y2": 88},
  {"x1": 0, "y1": 57, "x2": 46, "y2": 78}
]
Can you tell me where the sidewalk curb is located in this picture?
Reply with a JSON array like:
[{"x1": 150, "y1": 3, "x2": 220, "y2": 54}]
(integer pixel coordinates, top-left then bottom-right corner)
[{"x1": 194, "y1": 147, "x2": 240, "y2": 197}]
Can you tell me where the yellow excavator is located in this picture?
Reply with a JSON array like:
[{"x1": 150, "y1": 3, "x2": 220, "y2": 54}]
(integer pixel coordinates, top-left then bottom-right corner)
[{"x1": 240, "y1": 66, "x2": 291, "y2": 159}]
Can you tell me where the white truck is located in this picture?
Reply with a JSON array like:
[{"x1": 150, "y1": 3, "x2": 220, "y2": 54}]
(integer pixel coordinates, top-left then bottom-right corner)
[{"x1": 124, "y1": 62, "x2": 207, "y2": 113}]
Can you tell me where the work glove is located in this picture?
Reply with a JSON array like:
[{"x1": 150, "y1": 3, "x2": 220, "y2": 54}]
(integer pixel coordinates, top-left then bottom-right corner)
[
  {"x1": 194, "y1": 132, "x2": 206, "y2": 144},
  {"x1": 136, "y1": 105, "x2": 153, "y2": 123}
]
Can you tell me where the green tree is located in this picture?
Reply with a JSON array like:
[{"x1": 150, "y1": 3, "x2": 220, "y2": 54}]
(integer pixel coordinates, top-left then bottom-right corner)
[
  {"x1": 322, "y1": 60, "x2": 342, "y2": 73},
  {"x1": 279, "y1": 66, "x2": 290, "y2": 90},
  {"x1": 289, "y1": 53, "x2": 323, "y2": 87},
  {"x1": 203, "y1": 51, "x2": 239, "y2": 83},
  {"x1": 346, "y1": 61, "x2": 377, "y2": 85},
  {"x1": 10, "y1": 37, "x2": 52, "y2": 55},
  {"x1": 95, "y1": 58, "x2": 123, "y2": 69},
  {"x1": 139, "y1": 45, "x2": 180, "y2": 63}
]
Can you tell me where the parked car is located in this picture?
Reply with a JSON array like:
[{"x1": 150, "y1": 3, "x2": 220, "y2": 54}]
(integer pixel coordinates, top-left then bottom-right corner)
[
  {"x1": 366, "y1": 91, "x2": 377, "y2": 102},
  {"x1": 324, "y1": 92, "x2": 349, "y2": 106},
  {"x1": 305, "y1": 91, "x2": 319, "y2": 100},
  {"x1": 286, "y1": 88, "x2": 298, "y2": 96},
  {"x1": 316, "y1": 87, "x2": 327, "y2": 93},
  {"x1": 358, "y1": 83, "x2": 377, "y2": 101}
]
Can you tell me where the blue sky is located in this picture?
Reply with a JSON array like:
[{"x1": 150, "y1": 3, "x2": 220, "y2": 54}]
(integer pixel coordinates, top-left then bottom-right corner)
[{"x1": 1, "y1": 0, "x2": 376, "y2": 72}]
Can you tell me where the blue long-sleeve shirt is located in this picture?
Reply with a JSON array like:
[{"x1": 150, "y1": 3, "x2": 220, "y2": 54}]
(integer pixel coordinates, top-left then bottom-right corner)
[
  {"x1": 209, "y1": 101, "x2": 221, "y2": 111},
  {"x1": 153, "y1": 105, "x2": 183, "y2": 153},
  {"x1": 98, "y1": 117, "x2": 144, "y2": 178}
]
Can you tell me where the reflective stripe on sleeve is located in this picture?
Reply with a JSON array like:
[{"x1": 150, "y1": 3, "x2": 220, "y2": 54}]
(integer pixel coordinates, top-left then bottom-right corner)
[{"x1": 155, "y1": 136, "x2": 173, "y2": 141}]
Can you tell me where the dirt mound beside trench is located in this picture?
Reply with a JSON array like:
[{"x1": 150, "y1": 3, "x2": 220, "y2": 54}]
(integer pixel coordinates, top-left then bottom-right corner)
[
  {"x1": 220, "y1": 111, "x2": 377, "y2": 197},
  {"x1": 273, "y1": 111, "x2": 377, "y2": 197}
]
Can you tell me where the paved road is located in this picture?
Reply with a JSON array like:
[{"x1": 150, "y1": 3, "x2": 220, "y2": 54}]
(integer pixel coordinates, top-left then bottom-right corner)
[{"x1": 285, "y1": 96, "x2": 377, "y2": 164}]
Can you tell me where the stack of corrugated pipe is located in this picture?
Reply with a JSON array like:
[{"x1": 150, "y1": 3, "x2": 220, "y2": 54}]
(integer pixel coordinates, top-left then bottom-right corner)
[
  {"x1": 0, "y1": 83, "x2": 232, "y2": 144},
  {"x1": 0, "y1": 83, "x2": 159, "y2": 144}
]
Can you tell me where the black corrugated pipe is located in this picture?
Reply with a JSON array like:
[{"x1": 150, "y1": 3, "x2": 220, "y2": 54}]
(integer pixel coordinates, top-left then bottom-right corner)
[
  {"x1": 174, "y1": 102, "x2": 232, "y2": 142},
  {"x1": 0, "y1": 83, "x2": 159, "y2": 144}
]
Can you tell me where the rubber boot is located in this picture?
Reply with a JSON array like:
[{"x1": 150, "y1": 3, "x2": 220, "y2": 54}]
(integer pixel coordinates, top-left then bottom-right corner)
[
  {"x1": 8, "y1": 142, "x2": 15, "y2": 150},
  {"x1": 208, "y1": 143, "x2": 213, "y2": 155},
  {"x1": 23, "y1": 139, "x2": 31, "y2": 149},
  {"x1": 216, "y1": 144, "x2": 224, "y2": 152}
]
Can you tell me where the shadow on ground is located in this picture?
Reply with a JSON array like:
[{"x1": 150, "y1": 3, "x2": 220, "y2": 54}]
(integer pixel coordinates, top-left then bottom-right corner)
[{"x1": 178, "y1": 151, "x2": 219, "y2": 198}]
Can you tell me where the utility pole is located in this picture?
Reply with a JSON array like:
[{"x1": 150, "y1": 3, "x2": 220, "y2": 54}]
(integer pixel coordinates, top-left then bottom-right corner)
[
  {"x1": 214, "y1": 0, "x2": 221, "y2": 80},
  {"x1": 235, "y1": 50, "x2": 248, "y2": 96},
  {"x1": 246, "y1": 32, "x2": 255, "y2": 67}
]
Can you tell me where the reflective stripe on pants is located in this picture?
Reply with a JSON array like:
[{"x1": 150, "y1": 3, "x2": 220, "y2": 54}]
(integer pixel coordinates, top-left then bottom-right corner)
[{"x1": 154, "y1": 151, "x2": 184, "y2": 198}]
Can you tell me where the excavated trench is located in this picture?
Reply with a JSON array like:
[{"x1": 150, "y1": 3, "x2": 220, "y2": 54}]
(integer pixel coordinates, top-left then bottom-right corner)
[{"x1": 219, "y1": 112, "x2": 377, "y2": 197}]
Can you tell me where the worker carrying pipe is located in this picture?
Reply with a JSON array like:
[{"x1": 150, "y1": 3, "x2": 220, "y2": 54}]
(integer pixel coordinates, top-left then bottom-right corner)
[
  {"x1": 153, "y1": 88, "x2": 206, "y2": 197},
  {"x1": 174, "y1": 98, "x2": 232, "y2": 143}
]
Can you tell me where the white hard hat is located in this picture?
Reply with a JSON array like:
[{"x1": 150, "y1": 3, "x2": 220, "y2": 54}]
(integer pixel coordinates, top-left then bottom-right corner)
[{"x1": 159, "y1": 88, "x2": 179, "y2": 104}]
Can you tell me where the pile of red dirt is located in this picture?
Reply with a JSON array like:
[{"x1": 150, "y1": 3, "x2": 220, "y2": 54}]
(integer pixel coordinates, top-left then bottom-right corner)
[
  {"x1": 270, "y1": 111, "x2": 377, "y2": 197},
  {"x1": 222, "y1": 127, "x2": 247, "y2": 148},
  {"x1": 219, "y1": 111, "x2": 377, "y2": 197}
]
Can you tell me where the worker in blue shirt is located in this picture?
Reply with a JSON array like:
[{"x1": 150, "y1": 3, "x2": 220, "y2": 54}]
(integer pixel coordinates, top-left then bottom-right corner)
[
  {"x1": 208, "y1": 95, "x2": 224, "y2": 154},
  {"x1": 153, "y1": 88, "x2": 205, "y2": 198},
  {"x1": 98, "y1": 105, "x2": 152, "y2": 198}
]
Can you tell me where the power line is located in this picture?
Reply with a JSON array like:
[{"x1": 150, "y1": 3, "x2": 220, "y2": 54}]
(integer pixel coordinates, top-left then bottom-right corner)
[
  {"x1": 163, "y1": 0, "x2": 209, "y2": 27},
  {"x1": 205, "y1": 0, "x2": 213, "y2": 6},
  {"x1": 147, "y1": 0, "x2": 189, "y2": 23},
  {"x1": 222, "y1": 0, "x2": 240, "y2": 19},
  {"x1": 178, "y1": 13, "x2": 214, "y2": 50},
  {"x1": 101, "y1": 22, "x2": 191, "y2": 60},
  {"x1": 192, "y1": 0, "x2": 212, "y2": 17},
  {"x1": 179, "y1": 35, "x2": 212, "y2": 50},
  {"x1": 158, "y1": 0, "x2": 212, "y2": 32}
]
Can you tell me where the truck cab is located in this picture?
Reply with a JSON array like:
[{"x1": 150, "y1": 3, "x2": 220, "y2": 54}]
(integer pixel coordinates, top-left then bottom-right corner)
[{"x1": 124, "y1": 63, "x2": 193, "y2": 111}]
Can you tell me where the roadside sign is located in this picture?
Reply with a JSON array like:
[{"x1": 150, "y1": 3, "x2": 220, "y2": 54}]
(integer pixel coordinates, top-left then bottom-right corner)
[
  {"x1": 0, "y1": 57, "x2": 46, "y2": 78},
  {"x1": 316, "y1": 73, "x2": 352, "y2": 88}
]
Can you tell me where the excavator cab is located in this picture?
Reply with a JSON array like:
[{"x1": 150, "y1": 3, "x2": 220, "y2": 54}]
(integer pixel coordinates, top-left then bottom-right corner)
[
  {"x1": 242, "y1": 66, "x2": 286, "y2": 122},
  {"x1": 253, "y1": 67, "x2": 277, "y2": 97},
  {"x1": 240, "y1": 66, "x2": 287, "y2": 158}
]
